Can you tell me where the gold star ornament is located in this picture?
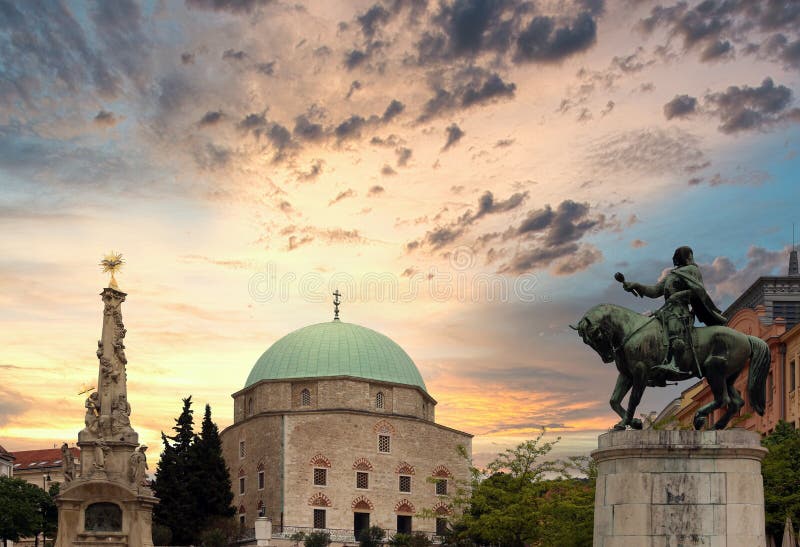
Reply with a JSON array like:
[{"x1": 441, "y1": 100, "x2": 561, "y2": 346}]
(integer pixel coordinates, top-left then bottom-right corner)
[{"x1": 99, "y1": 252, "x2": 125, "y2": 290}]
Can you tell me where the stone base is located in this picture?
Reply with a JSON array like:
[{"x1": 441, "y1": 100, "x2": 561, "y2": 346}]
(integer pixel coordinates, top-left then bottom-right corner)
[
  {"x1": 592, "y1": 429, "x2": 767, "y2": 547},
  {"x1": 55, "y1": 478, "x2": 157, "y2": 547}
]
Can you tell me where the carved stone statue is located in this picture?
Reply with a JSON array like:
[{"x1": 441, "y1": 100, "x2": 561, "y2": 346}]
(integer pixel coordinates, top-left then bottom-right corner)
[
  {"x1": 84, "y1": 392, "x2": 100, "y2": 435},
  {"x1": 111, "y1": 394, "x2": 132, "y2": 433},
  {"x1": 572, "y1": 246, "x2": 771, "y2": 430},
  {"x1": 93, "y1": 439, "x2": 110, "y2": 470},
  {"x1": 61, "y1": 443, "x2": 75, "y2": 482},
  {"x1": 128, "y1": 446, "x2": 148, "y2": 487}
]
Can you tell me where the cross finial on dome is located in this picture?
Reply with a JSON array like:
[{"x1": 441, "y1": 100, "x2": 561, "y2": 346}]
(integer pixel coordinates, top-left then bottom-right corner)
[{"x1": 332, "y1": 289, "x2": 341, "y2": 321}]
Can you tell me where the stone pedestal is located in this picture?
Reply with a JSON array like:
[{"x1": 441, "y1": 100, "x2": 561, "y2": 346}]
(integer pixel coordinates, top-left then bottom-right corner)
[{"x1": 592, "y1": 429, "x2": 767, "y2": 547}]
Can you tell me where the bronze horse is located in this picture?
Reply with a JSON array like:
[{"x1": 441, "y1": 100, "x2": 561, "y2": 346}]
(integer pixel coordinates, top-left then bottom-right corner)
[{"x1": 573, "y1": 303, "x2": 769, "y2": 430}]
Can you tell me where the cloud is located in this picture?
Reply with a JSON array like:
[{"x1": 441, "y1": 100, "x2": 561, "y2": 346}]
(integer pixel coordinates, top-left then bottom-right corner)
[
  {"x1": 335, "y1": 115, "x2": 367, "y2": 141},
  {"x1": 94, "y1": 110, "x2": 119, "y2": 127},
  {"x1": 703, "y1": 77, "x2": 800, "y2": 134},
  {"x1": 514, "y1": 12, "x2": 598, "y2": 64},
  {"x1": 293, "y1": 115, "x2": 325, "y2": 142},
  {"x1": 357, "y1": 3, "x2": 392, "y2": 40},
  {"x1": 495, "y1": 139, "x2": 514, "y2": 147},
  {"x1": 255, "y1": 61, "x2": 276, "y2": 75},
  {"x1": 396, "y1": 147, "x2": 412, "y2": 166},
  {"x1": 631, "y1": 239, "x2": 648, "y2": 248},
  {"x1": 184, "y1": 0, "x2": 273, "y2": 14},
  {"x1": 329, "y1": 189, "x2": 356, "y2": 205},
  {"x1": 368, "y1": 185, "x2": 385, "y2": 196},
  {"x1": 700, "y1": 245, "x2": 791, "y2": 302},
  {"x1": 296, "y1": 159, "x2": 325, "y2": 182},
  {"x1": 381, "y1": 99, "x2": 405, "y2": 122},
  {"x1": 0, "y1": 386, "x2": 34, "y2": 426},
  {"x1": 199, "y1": 110, "x2": 224, "y2": 126},
  {"x1": 223, "y1": 49, "x2": 247, "y2": 61},
  {"x1": 192, "y1": 142, "x2": 232, "y2": 170},
  {"x1": 663, "y1": 94, "x2": 697, "y2": 119},
  {"x1": 181, "y1": 52, "x2": 195, "y2": 64},
  {"x1": 442, "y1": 123, "x2": 465, "y2": 151},
  {"x1": 419, "y1": 68, "x2": 516, "y2": 121},
  {"x1": 381, "y1": 164, "x2": 397, "y2": 176}
]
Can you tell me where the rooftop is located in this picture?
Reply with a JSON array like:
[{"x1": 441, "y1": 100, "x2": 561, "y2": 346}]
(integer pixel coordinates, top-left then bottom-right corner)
[{"x1": 11, "y1": 447, "x2": 80, "y2": 472}]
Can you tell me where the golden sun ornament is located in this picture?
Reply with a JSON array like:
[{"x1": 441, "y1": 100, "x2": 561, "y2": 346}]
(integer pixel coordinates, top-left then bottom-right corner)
[{"x1": 99, "y1": 252, "x2": 125, "y2": 289}]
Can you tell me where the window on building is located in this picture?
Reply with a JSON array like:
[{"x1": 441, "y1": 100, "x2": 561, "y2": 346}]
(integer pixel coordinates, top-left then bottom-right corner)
[
  {"x1": 301, "y1": 388, "x2": 311, "y2": 406},
  {"x1": 397, "y1": 515, "x2": 412, "y2": 534},
  {"x1": 313, "y1": 468, "x2": 327, "y2": 486},
  {"x1": 399, "y1": 475, "x2": 411, "y2": 493},
  {"x1": 356, "y1": 471, "x2": 369, "y2": 489},
  {"x1": 239, "y1": 476, "x2": 246, "y2": 495},
  {"x1": 313, "y1": 509, "x2": 326, "y2": 529},
  {"x1": 378, "y1": 435, "x2": 391, "y2": 453},
  {"x1": 376, "y1": 392, "x2": 384, "y2": 409},
  {"x1": 435, "y1": 479, "x2": 447, "y2": 496},
  {"x1": 436, "y1": 518, "x2": 448, "y2": 536},
  {"x1": 239, "y1": 440, "x2": 246, "y2": 459},
  {"x1": 791, "y1": 360, "x2": 797, "y2": 392},
  {"x1": 247, "y1": 397, "x2": 254, "y2": 416},
  {"x1": 239, "y1": 515, "x2": 246, "y2": 526},
  {"x1": 258, "y1": 470, "x2": 265, "y2": 490}
]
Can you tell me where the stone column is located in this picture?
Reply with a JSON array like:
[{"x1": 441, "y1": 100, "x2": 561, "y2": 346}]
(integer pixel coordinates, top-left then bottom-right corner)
[
  {"x1": 592, "y1": 429, "x2": 767, "y2": 547},
  {"x1": 255, "y1": 517, "x2": 272, "y2": 546}
]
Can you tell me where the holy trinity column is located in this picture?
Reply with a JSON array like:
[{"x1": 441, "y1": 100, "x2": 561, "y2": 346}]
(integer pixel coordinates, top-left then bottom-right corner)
[{"x1": 55, "y1": 254, "x2": 158, "y2": 547}]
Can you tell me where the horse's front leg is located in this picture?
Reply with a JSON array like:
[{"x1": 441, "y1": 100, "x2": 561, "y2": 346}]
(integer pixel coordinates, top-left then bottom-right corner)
[
  {"x1": 610, "y1": 374, "x2": 632, "y2": 430},
  {"x1": 623, "y1": 362, "x2": 648, "y2": 430}
]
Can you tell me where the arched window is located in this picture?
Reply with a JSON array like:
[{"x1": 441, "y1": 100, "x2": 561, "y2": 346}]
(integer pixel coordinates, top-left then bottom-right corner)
[
  {"x1": 247, "y1": 397, "x2": 254, "y2": 416},
  {"x1": 301, "y1": 389, "x2": 311, "y2": 406},
  {"x1": 376, "y1": 392, "x2": 384, "y2": 409}
]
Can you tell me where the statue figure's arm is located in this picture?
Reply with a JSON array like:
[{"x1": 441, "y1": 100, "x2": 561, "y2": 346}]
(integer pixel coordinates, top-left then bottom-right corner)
[{"x1": 624, "y1": 279, "x2": 664, "y2": 299}]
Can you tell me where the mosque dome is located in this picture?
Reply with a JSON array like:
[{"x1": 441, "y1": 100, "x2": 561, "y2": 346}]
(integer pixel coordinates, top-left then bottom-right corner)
[{"x1": 244, "y1": 320, "x2": 427, "y2": 392}]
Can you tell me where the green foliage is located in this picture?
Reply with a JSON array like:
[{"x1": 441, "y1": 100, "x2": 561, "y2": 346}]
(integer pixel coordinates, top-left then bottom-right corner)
[
  {"x1": 762, "y1": 421, "x2": 800, "y2": 543},
  {"x1": 199, "y1": 528, "x2": 227, "y2": 547},
  {"x1": 358, "y1": 525, "x2": 385, "y2": 547},
  {"x1": 289, "y1": 530, "x2": 306, "y2": 546},
  {"x1": 388, "y1": 532, "x2": 432, "y2": 546},
  {"x1": 0, "y1": 476, "x2": 52, "y2": 542},
  {"x1": 153, "y1": 397, "x2": 234, "y2": 545},
  {"x1": 439, "y1": 430, "x2": 594, "y2": 547},
  {"x1": 303, "y1": 531, "x2": 331, "y2": 547}
]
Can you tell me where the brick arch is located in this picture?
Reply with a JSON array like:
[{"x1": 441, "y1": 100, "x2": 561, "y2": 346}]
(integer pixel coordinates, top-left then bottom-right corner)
[
  {"x1": 308, "y1": 493, "x2": 332, "y2": 507},
  {"x1": 353, "y1": 457, "x2": 374, "y2": 471},
  {"x1": 257, "y1": 461, "x2": 265, "y2": 472},
  {"x1": 309, "y1": 454, "x2": 332, "y2": 468},
  {"x1": 238, "y1": 467, "x2": 246, "y2": 477},
  {"x1": 432, "y1": 465, "x2": 453, "y2": 478},
  {"x1": 238, "y1": 505, "x2": 246, "y2": 514},
  {"x1": 395, "y1": 462, "x2": 415, "y2": 475},
  {"x1": 373, "y1": 419, "x2": 395, "y2": 435},
  {"x1": 351, "y1": 495, "x2": 374, "y2": 511},
  {"x1": 394, "y1": 499, "x2": 415, "y2": 514},
  {"x1": 433, "y1": 501, "x2": 452, "y2": 516}
]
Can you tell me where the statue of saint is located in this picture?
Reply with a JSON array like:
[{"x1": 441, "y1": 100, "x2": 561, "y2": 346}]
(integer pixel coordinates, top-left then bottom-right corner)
[
  {"x1": 111, "y1": 394, "x2": 131, "y2": 433},
  {"x1": 128, "y1": 445, "x2": 148, "y2": 486},
  {"x1": 93, "y1": 439, "x2": 110, "y2": 470},
  {"x1": 61, "y1": 443, "x2": 75, "y2": 482},
  {"x1": 621, "y1": 245, "x2": 727, "y2": 376},
  {"x1": 84, "y1": 392, "x2": 100, "y2": 435}
]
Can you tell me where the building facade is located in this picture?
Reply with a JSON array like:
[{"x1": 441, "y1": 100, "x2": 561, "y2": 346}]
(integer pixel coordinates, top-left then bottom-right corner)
[
  {"x1": 10, "y1": 447, "x2": 80, "y2": 490},
  {"x1": 220, "y1": 318, "x2": 472, "y2": 541},
  {"x1": 0, "y1": 444, "x2": 14, "y2": 477}
]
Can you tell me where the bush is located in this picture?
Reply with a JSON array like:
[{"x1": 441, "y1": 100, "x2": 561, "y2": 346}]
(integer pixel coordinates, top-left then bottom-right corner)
[
  {"x1": 389, "y1": 532, "x2": 432, "y2": 546},
  {"x1": 200, "y1": 528, "x2": 227, "y2": 547},
  {"x1": 304, "y1": 531, "x2": 331, "y2": 547},
  {"x1": 358, "y1": 525, "x2": 385, "y2": 547}
]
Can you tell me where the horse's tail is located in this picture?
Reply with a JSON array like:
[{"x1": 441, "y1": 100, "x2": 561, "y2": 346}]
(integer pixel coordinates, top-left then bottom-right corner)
[{"x1": 747, "y1": 335, "x2": 770, "y2": 416}]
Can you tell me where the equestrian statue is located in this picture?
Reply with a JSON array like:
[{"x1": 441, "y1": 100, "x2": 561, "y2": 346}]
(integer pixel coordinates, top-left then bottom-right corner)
[{"x1": 571, "y1": 246, "x2": 769, "y2": 430}]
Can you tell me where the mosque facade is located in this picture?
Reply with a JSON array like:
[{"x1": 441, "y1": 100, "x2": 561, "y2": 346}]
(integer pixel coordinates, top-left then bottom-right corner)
[{"x1": 219, "y1": 315, "x2": 472, "y2": 541}]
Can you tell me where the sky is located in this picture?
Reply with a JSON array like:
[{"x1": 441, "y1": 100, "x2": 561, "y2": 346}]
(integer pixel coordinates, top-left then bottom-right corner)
[{"x1": 1, "y1": 0, "x2": 799, "y2": 467}]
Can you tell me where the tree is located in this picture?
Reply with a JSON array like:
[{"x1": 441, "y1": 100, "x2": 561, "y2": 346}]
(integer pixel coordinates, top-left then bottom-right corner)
[
  {"x1": 191, "y1": 404, "x2": 235, "y2": 524},
  {"x1": 358, "y1": 525, "x2": 385, "y2": 547},
  {"x1": 0, "y1": 476, "x2": 50, "y2": 546},
  {"x1": 153, "y1": 396, "x2": 198, "y2": 545},
  {"x1": 762, "y1": 421, "x2": 800, "y2": 543},
  {"x1": 303, "y1": 531, "x2": 331, "y2": 547}
]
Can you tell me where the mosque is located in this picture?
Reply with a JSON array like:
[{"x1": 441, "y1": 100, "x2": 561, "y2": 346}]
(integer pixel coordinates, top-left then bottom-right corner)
[{"x1": 219, "y1": 299, "x2": 472, "y2": 541}]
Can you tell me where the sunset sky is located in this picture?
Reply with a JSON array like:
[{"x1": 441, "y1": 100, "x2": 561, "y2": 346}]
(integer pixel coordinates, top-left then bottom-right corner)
[{"x1": 1, "y1": 0, "x2": 799, "y2": 466}]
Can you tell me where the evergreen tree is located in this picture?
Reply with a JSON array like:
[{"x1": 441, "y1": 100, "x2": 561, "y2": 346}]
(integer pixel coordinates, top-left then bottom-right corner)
[
  {"x1": 153, "y1": 396, "x2": 198, "y2": 545},
  {"x1": 191, "y1": 404, "x2": 235, "y2": 523}
]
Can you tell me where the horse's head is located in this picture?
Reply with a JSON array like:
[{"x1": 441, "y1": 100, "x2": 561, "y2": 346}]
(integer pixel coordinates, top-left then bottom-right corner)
[{"x1": 570, "y1": 306, "x2": 616, "y2": 364}]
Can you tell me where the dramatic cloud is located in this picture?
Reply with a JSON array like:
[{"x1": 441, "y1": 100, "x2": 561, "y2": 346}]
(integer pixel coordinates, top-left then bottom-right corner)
[
  {"x1": 199, "y1": 110, "x2": 225, "y2": 126},
  {"x1": 382, "y1": 99, "x2": 405, "y2": 122},
  {"x1": 515, "y1": 12, "x2": 598, "y2": 63},
  {"x1": 419, "y1": 68, "x2": 516, "y2": 121},
  {"x1": 94, "y1": 110, "x2": 119, "y2": 127},
  {"x1": 703, "y1": 77, "x2": 800, "y2": 133},
  {"x1": 663, "y1": 94, "x2": 697, "y2": 119},
  {"x1": 442, "y1": 123, "x2": 465, "y2": 151},
  {"x1": 700, "y1": 245, "x2": 791, "y2": 301}
]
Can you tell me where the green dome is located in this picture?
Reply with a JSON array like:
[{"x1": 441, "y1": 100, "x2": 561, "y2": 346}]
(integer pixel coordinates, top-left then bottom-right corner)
[{"x1": 245, "y1": 320, "x2": 427, "y2": 392}]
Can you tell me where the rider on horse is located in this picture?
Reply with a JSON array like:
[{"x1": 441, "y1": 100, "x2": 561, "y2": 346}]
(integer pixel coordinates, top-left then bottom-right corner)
[{"x1": 621, "y1": 246, "x2": 728, "y2": 378}]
